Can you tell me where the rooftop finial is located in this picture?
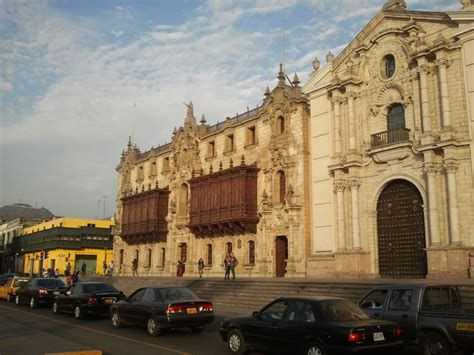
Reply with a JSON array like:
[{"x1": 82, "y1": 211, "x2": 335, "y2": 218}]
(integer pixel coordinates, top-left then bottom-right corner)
[
  {"x1": 264, "y1": 86, "x2": 271, "y2": 97},
  {"x1": 184, "y1": 101, "x2": 196, "y2": 126},
  {"x1": 278, "y1": 63, "x2": 285, "y2": 86},
  {"x1": 461, "y1": 0, "x2": 473, "y2": 9},
  {"x1": 292, "y1": 73, "x2": 300, "y2": 87},
  {"x1": 382, "y1": 0, "x2": 407, "y2": 10},
  {"x1": 200, "y1": 114, "x2": 207, "y2": 124},
  {"x1": 127, "y1": 136, "x2": 132, "y2": 149},
  {"x1": 326, "y1": 51, "x2": 334, "y2": 63}
]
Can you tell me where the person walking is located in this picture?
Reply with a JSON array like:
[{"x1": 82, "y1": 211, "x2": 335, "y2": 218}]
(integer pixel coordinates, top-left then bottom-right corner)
[
  {"x1": 81, "y1": 262, "x2": 87, "y2": 277},
  {"x1": 54, "y1": 268, "x2": 59, "y2": 278},
  {"x1": 132, "y1": 258, "x2": 138, "y2": 277},
  {"x1": 72, "y1": 271, "x2": 79, "y2": 284},
  {"x1": 108, "y1": 260, "x2": 114, "y2": 276},
  {"x1": 65, "y1": 262, "x2": 71, "y2": 276},
  {"x1": 198, "y1": 258, "x2": 205, "y2": 278},
  {"x1": 66, "y1": 273, "x2": 72, "y2": 286},
  {"x1": 229, "y1": 252, "x2": 238, "y2": 280},
  {"x1": 102, "y1": 261, "x2": 107, "y2": 276},
  {"x1": 224, "y1": 254, "x2": 231, "y2": 280}
]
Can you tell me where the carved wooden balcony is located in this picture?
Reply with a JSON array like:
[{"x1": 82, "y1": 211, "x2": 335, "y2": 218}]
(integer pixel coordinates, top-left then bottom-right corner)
[
  {"x1": 371, "y1": 128, "x2": 410, "y2": 148},
  {"x1": 120, "y1": 187, "x2": 169, "y2": 244},
  {"x1": 188, "y1": 164, "x2": 259, "y2": 237}
]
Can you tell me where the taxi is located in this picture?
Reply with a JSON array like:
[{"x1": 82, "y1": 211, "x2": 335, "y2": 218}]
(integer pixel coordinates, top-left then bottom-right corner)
[{"x1": 0, "y1": 276, "x2": 30, "y2": 302}]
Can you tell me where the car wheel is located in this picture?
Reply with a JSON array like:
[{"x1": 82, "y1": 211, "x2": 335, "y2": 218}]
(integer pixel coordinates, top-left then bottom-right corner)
[
  {"x1": 6, "y1": 293, "x2": 12, "y2": 303},
  {"x1": 227, "y1": 329, "x2": 247, "y2": 355},
  {"x1": 305, "y1": 341, "x2": 327, "y2": 355},
  {"x1": 53, "y1": 302, "x2": 60, "y2": 314},
  {"x1": 421, "y1": 332, "x2": 451, "y2": 355},
  {"x1": 15, "y1": 295, "x2": 21, "y2": 305},
  {"x1": 29, "y1": 297, "x2": 37, "y2": 309},
  {"x1": 191, "y1": 326, "x2": 205, "y2": 334},
  {"x1": 146, "y1": 317, "x2": 162, "y2": 337},
  {"x1": 111, "y1": 311, "x2": 123, "y2": 328},
  {"x1": 74, "y1": 304, "x2": 84, "y2": 319}
]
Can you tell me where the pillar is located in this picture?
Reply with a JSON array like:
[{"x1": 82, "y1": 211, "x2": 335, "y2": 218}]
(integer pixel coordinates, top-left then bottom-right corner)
[
  {"x1": 334, "y1": 181, "x2": 346, "y2": 250},
  {"x1": 349, "y1": 178, "x2": 361, "y2": 250},
  {"x1": 437, "y1": 59, "x2": 452, "y2": 127},
  {"x1": 333, "y1": 98, "x2": 342, "y2": 155},
  {"x1": 424, "y1": 163, "x2": 441, "y2": 245},
  {"x1": 347, "y1": 94, "x2": 356, "y2": 150},
  {"x1": 444, "y1": 159, "x2": 461, "y2": 245},
  {"x1": 419, "y1": 66, "x2": 432, "y2": 132}
]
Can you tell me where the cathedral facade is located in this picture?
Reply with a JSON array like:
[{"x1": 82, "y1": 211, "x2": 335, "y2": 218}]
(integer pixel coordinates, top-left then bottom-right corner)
[
  {"x1": 303, "y1": 0, "x2": 474, "y2": 278},
  {"x1": 113, "y1": 68, "x2": 311, "y2": 277}
]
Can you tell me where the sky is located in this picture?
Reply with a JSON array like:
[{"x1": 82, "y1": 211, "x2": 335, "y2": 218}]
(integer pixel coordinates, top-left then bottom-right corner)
[{"x1": 0, "y1": 0, "x2": 458, "y2": 219}]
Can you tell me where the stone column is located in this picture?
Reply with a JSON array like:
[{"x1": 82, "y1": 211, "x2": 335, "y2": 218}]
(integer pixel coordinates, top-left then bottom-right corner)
[
  {"x1": 349, "y1": 178, "x2": 361, "y2": 250},
  {"x1": 334, "y1": 181, "x2": 346, "y2": 251},
  {"x1": 444, "y1": 159, "x2": 461, "y2": 245},
  {"x1": 437, "y1": 59, "x2": 452, "y2": 127},
  {"x1": 419, "y1": 66, "x2": 432, "y2": 132},
  {"x1": 424, "y1": 163, "x2": 441, "y2": 245},
  {"x1": 332, "y1": 98, "x2": 342, "y2": 155},
  {"x1": 347, "y1": 94, "x2": 356, "y2": 150}
]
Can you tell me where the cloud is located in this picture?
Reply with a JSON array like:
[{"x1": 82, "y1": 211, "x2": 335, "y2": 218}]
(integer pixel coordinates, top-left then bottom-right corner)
[
  {"x1": 0, "y1": 81, "x2": 13, "y2": 92},
  {"x1": 111, "y1": 30, "x2": 124, "y2": 38}
]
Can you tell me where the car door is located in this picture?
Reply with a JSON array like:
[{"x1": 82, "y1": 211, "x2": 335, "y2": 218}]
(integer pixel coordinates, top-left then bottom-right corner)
[
  {"x1": 360, "y1": 289, "x2": 389, "y2": 319},
  {"x1": 120, "y1": 288, "x2": 146, "y2": 325},
  {"x1": 244, "y1": 299, "x2": 290, "y2": 352},
  {"x1": 383, "y1": 288, "x2": 417, "y2": 340},
  {"x1": 63, "y1": 284, "x2": 80, "y2": 313}
]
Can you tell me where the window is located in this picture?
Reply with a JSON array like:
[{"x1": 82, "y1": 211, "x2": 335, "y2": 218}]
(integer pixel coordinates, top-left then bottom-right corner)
[
  {"x1": 208, "y1": 141, "x2": 215, "y2": 158},
  {"x1": 248, "y1": 241, "x2": 255, "y2": 264},
  {"x1": 360, "y1": 289, "x2": 388, "y2": 310},
  {"x1": 226, "y1": 242, "x2": 233, "y2": 254},
  {"x1": 385, "y1": 55, "x2": 396, "y2": 78},
  {"x1": 147, "y1": 248, "x2": 152, "y2": 268},
  {"x1": 129, "y1": 288, "x2": 146, "y2": 303},
  {"x1": 150, "y1": 162, "x2": 157, "y2": 176},
  {"x1": 387, "y1": 104, "x2": 405, "y2": 131},
  {"x1": 162, "y1": 157, "x2": 170, "y2": 172},
  {"x1": 422, "y1": 287, "x2": 462, "y2": 310},
  {"x1": 283, "y1": 301, "x2": 316, "y2": 323},
  {"x1": 207, "y1": 244, "x2": 213, "y2": 265},
  {"x1": 161, "y1": 248, "x2": 166, "y2": 267},
  {"x1": 247, "y1": 126, "x2": 256, "y2": 146},
  {"x1": 274, "y1": 171, "x2": 286, "y2": 203},
  {"x1": 137, "y1": 166, "x2": 144, "y2": 181},
  {"x1": 388, "y1": 289, "x2": 413, "y2": 311},
  {"x1": 226, "y1": 134, "x2": 234, "y2": 152},
  {"x1": 260, "y1": 300, "x2": 290, "y2": 320},
  {"x1": 320, "y1": 299, "x2": 369, "y2": 322},
  {"x1": 276, "y1": 116, "x2": 285, "y2": 134}
]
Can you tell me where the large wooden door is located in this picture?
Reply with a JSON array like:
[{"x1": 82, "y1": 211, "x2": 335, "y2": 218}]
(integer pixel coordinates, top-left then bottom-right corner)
[
  {"x1": 275, "y1": 236, "x2": 288, "y2": 277},
  {"x1": 377, "y1": 180, "x2": 427, "y2": 278}
]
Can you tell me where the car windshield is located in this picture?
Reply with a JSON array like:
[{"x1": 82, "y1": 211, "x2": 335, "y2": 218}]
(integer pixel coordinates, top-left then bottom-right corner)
[
  {"x1": 83, "y1": 283, "x2": 117, "y2": 293},
  {"x1": 320, "y1": 299, "x2": 369, "y2": 322},
  {"x1": 159, "y1": 288, "x2": 199, "y2": 303},
  {"x1": 36, "y1": 279, "x2": 66, "y2": 288},
  {"x1": 13, "y1": 279, "x2": 29, "y2": 287}
]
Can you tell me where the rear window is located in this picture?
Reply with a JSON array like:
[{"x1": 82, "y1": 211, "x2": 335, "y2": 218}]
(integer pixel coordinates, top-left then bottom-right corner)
[
  {"x1": 36, "y1": 279, "x2": 66, "y2": 287},
  {"x1": 320, "y1": 299, "x2": 369, "y2": 322},
  {"x1": 159, "y1": 288, "x2": 199, "y2": 302},
  {"x1": 422, "y1": 287, "x2": 462, "y2": 310},
  {"x1": 82, "y1": 283, "x2": 117, "y2": 293},
  {"x1": 13, "y1": 279, "x2": 29, "y2": 287}
]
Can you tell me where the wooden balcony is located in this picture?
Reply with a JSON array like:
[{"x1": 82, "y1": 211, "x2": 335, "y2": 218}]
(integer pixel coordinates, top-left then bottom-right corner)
[{"x1": 371, "y1": 128, "x2": 410, "y2": 148}]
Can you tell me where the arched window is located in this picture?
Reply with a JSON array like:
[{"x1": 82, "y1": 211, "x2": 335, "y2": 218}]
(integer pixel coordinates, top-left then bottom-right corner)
[
  {"x1": 177, "y1": 183, "x2": 189, "y2": 217},
  {"x1": 207, "y1": 244, "x2": 213, "y2": 266},
  {"x1": 226, "y1": 242, "x2": 233, "y2": 254},
  {"x1": 385, "y1": 55, "x2": 396, "y2": 78},
  {"x1": 161, "y1": 248, "x2": 166, "y2": 267},
  {"x1": 276, "y1": 116, "x2": 285, "y2": 134},
  {"x1": 147, "y1": 248, "x2": 152, "y2": 267},
  {"x1": 274, "y1": 171, "x2": 286, "y2": 203},
  {"x1": 387, "y1": 104, "x2": 405, "y2": 130},
  {"x1": 248, "y1": 241, "x2": 255, "y2": 264}
]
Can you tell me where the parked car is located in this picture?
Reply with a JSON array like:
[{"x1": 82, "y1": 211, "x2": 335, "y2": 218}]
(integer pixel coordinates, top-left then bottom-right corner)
[
  {"x1": 359, "y1": 284, "x2": 474, "y2": 355},
  {"x1": 219, "y1": 296, "x2": 403, "y2": 355},
  {"x1": 109, "y1": 286, "x2": 214, "y2": 336},
  {"x1": 0, "y1": 276, "x2": 29, "y2": 302},
  {"x1": 15, "y1": 278, "x2": 66, "y2": 308},
  {"x1": 53, "y1": 282, "x2": 124, "y2": 319}
]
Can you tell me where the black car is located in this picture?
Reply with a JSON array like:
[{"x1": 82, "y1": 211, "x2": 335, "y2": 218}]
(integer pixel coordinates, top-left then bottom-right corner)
[
  {"x1": 15, "y1": 278, "x2": 66, "y2": 309},
  {"x1": 110, "y1": 286, "x2": 214, "y2": 336},
  {"x1": 53, "y1": 282, "x2": 124, "y2": 319},
  {"x1": 219, "y1": 296, "x2": 404, "y2": 355}
]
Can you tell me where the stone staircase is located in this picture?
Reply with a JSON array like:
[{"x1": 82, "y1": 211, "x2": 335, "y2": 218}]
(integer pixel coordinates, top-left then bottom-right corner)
[{"x1": 84, "y1": 276, "x2": 474, "y2": 314}]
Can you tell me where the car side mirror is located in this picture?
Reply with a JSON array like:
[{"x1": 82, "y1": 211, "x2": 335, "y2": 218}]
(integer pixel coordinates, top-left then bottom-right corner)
[{"x1": 252, "y1": 311, "x2": 260, "y2": 318}]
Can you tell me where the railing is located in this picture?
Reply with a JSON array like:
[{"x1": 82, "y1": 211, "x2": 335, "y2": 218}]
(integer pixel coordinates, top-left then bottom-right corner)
[{"x1": 371, "y1": 128, "x2": 410, "y2": 148}]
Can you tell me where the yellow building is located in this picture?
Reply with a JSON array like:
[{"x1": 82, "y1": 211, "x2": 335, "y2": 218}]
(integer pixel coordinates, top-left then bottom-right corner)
[{"x1": 18, "y1": 218, "x2": 114, "y2": 276}]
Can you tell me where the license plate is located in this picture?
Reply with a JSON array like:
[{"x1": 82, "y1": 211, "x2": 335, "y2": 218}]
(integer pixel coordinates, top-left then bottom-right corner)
[
  {"x1": 104, "y1": 299, "x2": 113, "y2": 305},
  {"x1": 456, "y1": 323, "x2": 474, "y2": 331},
  {"x1": 186, "y1": 307, "x2": 197, "y2": 314},
  {"x1": 53, "y1": 291, "x2": 60, "y2": 295},
  {"x1": 373, "y1": 332, "x2": 385, "y2": 341}
]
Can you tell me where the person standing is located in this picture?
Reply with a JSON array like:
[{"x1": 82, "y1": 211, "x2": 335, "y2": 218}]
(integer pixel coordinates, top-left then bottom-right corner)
[
  {"x1": 65, "y1": 262, "x2": 71, "y2": 277},
  {"x1": 198, "y1": 258, "x2": 205, "y2": 278},
  {"x1": 102, "y1": 261, "x2": 107, "y2": 276},
  {"x1": 54, "y1": 268, "x2": 59, "y2": 278},
  {"x1": 224, "y1": 254, "x2": 231, "y2": 280},
  {"x1": 132, "y1": 258, "x2": 138, "y2": 277},
  {"x1": 66, "y1": 273, "x2": 72, "y2": 286},
  {"x1": 229, "y1": 252, "x2": 238, "y2": 280},
  {"x1": 108, "y1": 260, "x2": 114, "y2": 276},
  {"x1": 81, "y1": 262, "x2": 87, "y2": 277}
]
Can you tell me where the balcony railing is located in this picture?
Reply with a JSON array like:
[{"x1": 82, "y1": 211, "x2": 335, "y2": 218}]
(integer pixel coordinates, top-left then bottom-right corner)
[{"x1": 371, "y1": 128, "x2": 410, "y2": 148}]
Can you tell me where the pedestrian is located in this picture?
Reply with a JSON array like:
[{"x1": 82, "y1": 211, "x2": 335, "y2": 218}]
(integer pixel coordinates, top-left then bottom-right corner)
[
  {"x1": 102, "y1": 261, "x2": 107, "y2": 276},
  {"x1": 54, "y1": 268, "x2": 59, "y2": 278},
  {"x1": 198, "y1": 258, "x2": 205, "y2": 278},
  {"x1": 132, "y1": 258, "x2": 138, "y2": 277},
  {"x1": 229, "y1": 252, "x2": 238, "y2": 280},
  {"x1": 108, "y1": 260, "x2": 114, "y2": 276},
  {"x1": 72, "y1": 271, "x2": 79, "y2": 284},
  {"x1": 42, "y1": 268, "x2": 48, "y2": 278},
  {"x1": 65, "y1": 262, "x2": 71, "y2": 276},
  {"x1": 176, "y1": 260, "x2": 181, "y2": 277},
  {"x1": 224, "y1": 254, "x2": 231, "y2": 280},
  {"x1": 81, "y1": 262, "x2": 87, "y2": 277},
  {"x1": 66, "y1": 273, "x2": 72, "y2": 286}
]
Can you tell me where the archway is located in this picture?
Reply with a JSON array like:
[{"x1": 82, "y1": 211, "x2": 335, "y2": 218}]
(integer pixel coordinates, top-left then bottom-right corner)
[{"x1": 377, "y1": 179, "x2": 427, "y2": 278}]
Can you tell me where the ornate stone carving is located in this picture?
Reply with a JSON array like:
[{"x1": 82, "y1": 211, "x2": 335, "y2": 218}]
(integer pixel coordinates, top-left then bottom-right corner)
[
  {"x1": 348, "y1": 178, "x2": 361, "y2": 190},
  {"x1": 333, "y1": 181, "x2": 346, "y2": 192},
  {"x1": 444, "y1": 159, "x2": 460, "y2": 173},
  {"x1": 423, "y1": 163, "x2": 440, "y2": 176}
]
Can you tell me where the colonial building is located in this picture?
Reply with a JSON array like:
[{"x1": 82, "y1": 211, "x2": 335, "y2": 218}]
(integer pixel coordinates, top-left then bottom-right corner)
[
  {"x1": 113, "y1": 67, "x2": 311, "y2": 277},
  {"x1": 17, "y1": 217, "x2": 114, "y2": 276},
  {"x1": 302, "y1": 0, "x2": 474, "y2": 278}
]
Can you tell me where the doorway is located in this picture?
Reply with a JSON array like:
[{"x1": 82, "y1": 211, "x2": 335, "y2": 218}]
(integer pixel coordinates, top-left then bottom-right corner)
[{"x1": 275, "y1": 236, "x2": 288, "y2": 277}]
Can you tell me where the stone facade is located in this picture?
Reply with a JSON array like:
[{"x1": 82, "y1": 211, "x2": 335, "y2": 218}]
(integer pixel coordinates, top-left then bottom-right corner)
[
  {"x1": 113, "y1": 67, "x2": 311, "y2": 277},
  {"x1": 303, "y1": 1, "x2": 474, "y2": 278}
]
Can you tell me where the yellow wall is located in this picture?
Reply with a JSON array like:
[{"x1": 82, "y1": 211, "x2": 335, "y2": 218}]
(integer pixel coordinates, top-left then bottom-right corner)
[
  {"x1": 22, "y1": 217, "x2": 114, "y2": 235},
  {"x1": 23, "y1": 248, "x2": 113, "y2": 276}
]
